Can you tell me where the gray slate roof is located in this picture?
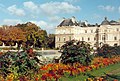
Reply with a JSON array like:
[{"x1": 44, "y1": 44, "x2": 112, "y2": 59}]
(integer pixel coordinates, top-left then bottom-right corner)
[
  {"x1": 101, "y1": 17, "x2": 110, "y2": 25},
  {"x1": 58, "y1": 19, "x2": 79, "y2": 27}
]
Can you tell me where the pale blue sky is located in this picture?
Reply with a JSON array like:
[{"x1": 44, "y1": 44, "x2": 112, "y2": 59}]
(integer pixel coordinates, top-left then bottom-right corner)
[{"x1": 0, "y1": 0, "x2": 120, "y2": 33}]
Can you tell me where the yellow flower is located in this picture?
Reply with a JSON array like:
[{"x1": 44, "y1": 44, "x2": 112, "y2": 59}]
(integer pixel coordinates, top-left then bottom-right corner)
[{"x1": 87, "y1": 78, "x2": 93, "y2": 81}]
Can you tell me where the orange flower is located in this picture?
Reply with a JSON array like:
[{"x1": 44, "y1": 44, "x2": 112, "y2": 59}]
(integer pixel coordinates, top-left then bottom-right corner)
[
  {"x1": 114, "y1": 79, "x2": 118, "y2": 81},
  {"x1": 99, "y1": 77, "x2": 103, "y2": 81},
  {"x1": 40, "y1": 67, "x2": 48, "y2": 70}
]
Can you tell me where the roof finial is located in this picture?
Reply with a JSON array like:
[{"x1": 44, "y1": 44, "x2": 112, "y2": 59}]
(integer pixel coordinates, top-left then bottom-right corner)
[
  {"x1": 63, "y1": 17, "x2": 65, "y2": 20},
  {"x1": 72, "y1": 16, "x2": 75, "y2": 19},
  {"x1": 105, "y1": 17, "x2": 107, "y2": 20},
  {"x1": 96, "y1": 23, "x2": 98, "y2": 26}
]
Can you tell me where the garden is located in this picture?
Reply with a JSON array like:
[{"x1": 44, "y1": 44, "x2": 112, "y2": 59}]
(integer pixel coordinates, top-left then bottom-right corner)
[{"x1": 0, "y1": 40, "x2": 120, "y2": 81}]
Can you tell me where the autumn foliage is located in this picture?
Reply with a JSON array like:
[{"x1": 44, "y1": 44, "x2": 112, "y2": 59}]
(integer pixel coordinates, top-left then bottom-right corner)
[{"x1": 0, "y1": 22, "x2": 50, "y2": 48}]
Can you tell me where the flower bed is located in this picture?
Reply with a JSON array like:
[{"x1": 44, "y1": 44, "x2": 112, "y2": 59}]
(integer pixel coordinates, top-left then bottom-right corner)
[
  {"x1": 0, "y1": 56, "x2": 120, "y2": 81},
  {"x1": 39, "y1": 56, "x2": 120, "y2": 81}
]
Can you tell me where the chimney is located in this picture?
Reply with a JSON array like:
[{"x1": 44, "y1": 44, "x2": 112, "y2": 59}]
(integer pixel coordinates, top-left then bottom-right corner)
[
  {"x1": 71, "y1": 16, "x2": 76, "y2": 23},
  {"x1": 62, "y1": 17, "x2": 65, "y2": 21},
  {"x1": 85, "y1": 20, "x2": 88, "y2": 26}
]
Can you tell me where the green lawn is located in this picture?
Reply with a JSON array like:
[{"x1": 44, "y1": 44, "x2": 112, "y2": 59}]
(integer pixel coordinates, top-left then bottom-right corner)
[{"x1": 59, "y1": 63, "x2": 120, "y2": 81}]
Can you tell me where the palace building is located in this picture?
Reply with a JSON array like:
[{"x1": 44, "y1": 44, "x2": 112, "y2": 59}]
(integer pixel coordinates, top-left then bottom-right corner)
[{"x1": 55, "y1": 16, "x2": 120, "y2": 48}]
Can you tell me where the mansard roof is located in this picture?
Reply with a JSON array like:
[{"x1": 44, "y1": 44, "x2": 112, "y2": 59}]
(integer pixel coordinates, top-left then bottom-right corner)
[
  {"x1": 110, "y1": 20, "x2": 119, "y2": 25},
  {"x1": 58, "y1": 18, "x2": 79, "y2": 27},
  {"x1": 57, "y1": 16, "x2": 120, "y2": 27}
]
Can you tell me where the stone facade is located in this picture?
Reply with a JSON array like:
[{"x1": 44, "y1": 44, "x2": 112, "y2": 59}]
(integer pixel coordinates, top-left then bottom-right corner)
[{"x1": 55, "y1": 17, "x2": 120, "y2": 48}]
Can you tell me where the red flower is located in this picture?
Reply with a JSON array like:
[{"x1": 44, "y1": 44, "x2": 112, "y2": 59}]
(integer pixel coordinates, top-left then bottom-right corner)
[
  {"x1": 35, "y1": 77, "x2": 39, "y2": 81},
  {"x1": 41, "y1": 74, "x2": 47, "y2": 80}
]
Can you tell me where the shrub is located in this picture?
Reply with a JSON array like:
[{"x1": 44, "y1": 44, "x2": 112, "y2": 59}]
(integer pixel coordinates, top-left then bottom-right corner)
[
  {"x1": 0, "y1": 50, "x2": 42, "y2": 78},
  {"x1": 59, "y1": 40, "x2": 93, "y2": 65},
  {"x1": 98, "y1": 44, "x2": 120, "y2": 58}
]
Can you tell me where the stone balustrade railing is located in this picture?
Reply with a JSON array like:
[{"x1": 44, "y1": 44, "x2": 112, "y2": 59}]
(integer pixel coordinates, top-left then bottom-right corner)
[{"x1": 0, "y1": 43, "x2": 18, "y2": 48}]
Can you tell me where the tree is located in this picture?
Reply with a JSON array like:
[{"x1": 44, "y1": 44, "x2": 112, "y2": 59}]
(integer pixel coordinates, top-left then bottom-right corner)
[
  {"x1": 60, "y1": 40, "x2": 93, "y2": 65},
  {"x1": 47, "y1": 34, "x2": 55, "y2": 49},
  {"x1": 0, "y1": 22, "x2": 49, "y2": 48},
  {"x1": 15, "y1": 22, "x2": 48, "y2": 48},
  {"x1": 0, "y1": 28, "x2": 4, "y2": 45},
  {"x1": 0, "y1": 27, "x2": 26, "y2": 46}
]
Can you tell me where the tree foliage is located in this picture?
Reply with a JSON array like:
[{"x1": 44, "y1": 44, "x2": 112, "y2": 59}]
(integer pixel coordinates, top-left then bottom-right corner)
[
  {"x1": 0, "y1": 22, "x2": 55, "y2": 49},
  {"x1": 47, "y1": 34, "x2": 55, "y2": 49},
  {"x1": 98, "y1": 44, "x2": 120, "y2": 58},
  {"x1": 60, "y1": 40, "x2": 93, "y2": 65},
  {"x1": 15, "y1": 22, "x2": 48, "y2": 48},
  {"x1": 0, "y1": 27, "x2": 26, "y2": 46}
]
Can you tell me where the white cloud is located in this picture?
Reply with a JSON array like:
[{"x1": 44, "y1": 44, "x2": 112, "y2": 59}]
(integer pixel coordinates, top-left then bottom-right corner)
[
  {"x1": 48, "y1": 16, "x2": 61, "y2": 22},
  {"x1": 40, "y1": 2, "x2": 80, "y2": 15},
  {"x1": 118, "y1": 6, "x2": 120, "y2": 13},
  {"x1": 31, "y1": 21, "x2": 47, "y2": 28},
  {"x1": 30, "y1": 20, "x2": 55, "y2": 33},
  {"x1": 64, "y1": 0, "x2": 80, "y2": 3},
  {"x1": 3, "y1": 19, "x2": 23, "y2": 25},
  {"x1": 93, "y1": 14, "x2": 101, "y2": 19},
  {"x1": 98, "y1": 5, "x2": 115, "y2": 12},
  {"x1": 7, "y1": 5, "x2": 25, "y2": 16},
  {"x1": 23, "y1": 1, "x2": 81, "y2": 15},
  {"x1": 22, "y1": 1, "x2": 80, "y2": 21},
  {"x1": 23, "y1": 1, "x2": 38, "y2": 13},
  {"x1": 0, "y1": 4, "x2": 6, "y2": 12}
]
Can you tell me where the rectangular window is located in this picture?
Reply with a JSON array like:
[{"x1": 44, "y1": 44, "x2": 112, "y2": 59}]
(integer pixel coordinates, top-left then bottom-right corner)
[
  {"x1": 63, "y1": 37, "x2": 66, "y2": 41},
  {"x1": 82, "y1": 37, "x2": 84, "y2": 41},
  {"x1": 99, "y1": 35, "x2": 101, "y2": 40},
  {"x1": 69, "y1": 36, "x2": 71, "y2": 40},
  {"x1": 58, "y1": 38, "x2": 60, "y2": 41},
  {"x1": 116, "y1": 28, "x2": 119, "y2": 31},
  {"x1": 91, "y1": 30, "x2": 93, "y2": 33},
  {"x1": 88, "y1": 37, "x2": 90, "y2": 41},
  {"x1": 102, "y1": 36, "x2": 105, "y2": 40},
  {"x1": 114, "y1": 37, "x2": 117, "y2": 40},
  {"x1": 85, "y1": 30, "x2": 87, "y2": 33}
]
